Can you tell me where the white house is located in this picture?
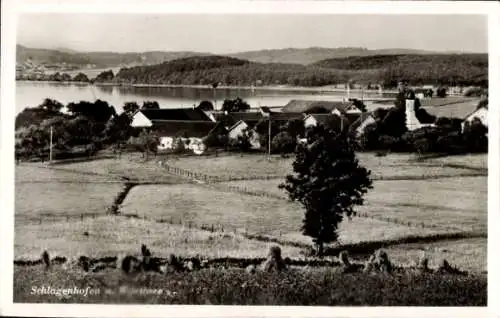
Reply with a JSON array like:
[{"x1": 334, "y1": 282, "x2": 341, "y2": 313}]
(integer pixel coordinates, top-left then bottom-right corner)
[
  {"x1": 130, "y1": 110, "x2": 153, "y2": 127},
  {"x1": 461, "y1": 106, "x2": 488, "y2": 132},
  {"x1": 405, "y1": 99, "x2": 435, "y2": 131},
  {"x1": 228, "y1": 120, "x2": 250, "y2": 141}
]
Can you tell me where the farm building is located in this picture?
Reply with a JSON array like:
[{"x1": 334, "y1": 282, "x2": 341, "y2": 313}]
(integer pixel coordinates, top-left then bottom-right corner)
[
  {"x1": 151, "y1": 120, "x2": 227, "y2": 154},
  {"x1": 130, "y1": 108, "x2": 213, "y2": 128},
  {"x1": 129, "y1": 107, "x2": 224, "y2": 154},
  {"x1": 281, "y1": 99, "x2": 362, "y2": 115}
]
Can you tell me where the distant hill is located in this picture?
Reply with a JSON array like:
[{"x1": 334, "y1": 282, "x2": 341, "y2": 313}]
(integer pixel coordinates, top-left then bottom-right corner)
[
  {"x1": 16, "y1": 45, "x2": 209, "y2": 68},
  {"x1": 113, "y1": 53, "x2": 488, "y2": 88},
  {"x1": 17, "y1": 45, "x2": 477, "y2": 68},
  {"x1": 229, "y1": 47, "x2": 449, "y2": 65}
]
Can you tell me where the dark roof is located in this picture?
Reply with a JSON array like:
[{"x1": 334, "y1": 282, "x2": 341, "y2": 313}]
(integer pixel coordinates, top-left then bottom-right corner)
[
  {"x1": 266, "y1": 112, "x2": 304, "y2": 121},
  {"x1": 213, "y1": 111, "x2": 263, "y2": 128},
  {"x1": 281, "y1": 99, "x2": 352, "y2": 113},
  {"x1": 150, "y1": 120, "x2": 224, "y2": 138},
  {"x1": 252, "y1": 118, "x2": 291, "y2": 136},
  {"x1": 140, "y1": 108, "x2": 212, "y2": 121}
]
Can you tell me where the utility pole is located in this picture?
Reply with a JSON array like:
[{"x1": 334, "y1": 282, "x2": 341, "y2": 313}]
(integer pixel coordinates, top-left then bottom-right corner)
[
  {"x1": 268, "y1": 114, "x2": 271, "y2": 159},
  {"x1": 49, "y1": 125, "x2": 53, "y2": 163}
]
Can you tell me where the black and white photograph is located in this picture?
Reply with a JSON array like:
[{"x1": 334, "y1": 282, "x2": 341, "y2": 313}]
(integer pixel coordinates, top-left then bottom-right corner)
[{"x1": 1, "y1": 0, "x2": 498, "y2": 315}]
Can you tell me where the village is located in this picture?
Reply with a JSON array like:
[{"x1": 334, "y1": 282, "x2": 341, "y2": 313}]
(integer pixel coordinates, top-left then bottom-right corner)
[{"x1": 125, "y1": 84, "x2": 487, "y2": 157}]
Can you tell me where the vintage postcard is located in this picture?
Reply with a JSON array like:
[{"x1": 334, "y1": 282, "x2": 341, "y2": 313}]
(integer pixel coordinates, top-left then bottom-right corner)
[{"x1": 1, "y1": 0, "x2": 499, "y2": 317}]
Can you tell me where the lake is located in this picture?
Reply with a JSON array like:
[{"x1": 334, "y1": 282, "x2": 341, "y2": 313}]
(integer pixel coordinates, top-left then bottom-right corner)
[{"x1": 16, "y1": 81, "x2": 395, "y2": 114}]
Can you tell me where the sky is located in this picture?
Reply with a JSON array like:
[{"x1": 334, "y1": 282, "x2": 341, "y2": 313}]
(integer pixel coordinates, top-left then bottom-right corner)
[{"x1": 17, "y1": 14, "x2": 488, "y2": 53}]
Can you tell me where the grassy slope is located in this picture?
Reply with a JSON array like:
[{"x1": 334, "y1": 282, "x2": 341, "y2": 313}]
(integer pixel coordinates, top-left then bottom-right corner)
[
  {"x1": 121, "y1": 184, "x2": 452, "y2": 241},
  {"x1": 14, "y1": 266, "x2": 486, "y2": 305},
  {"x1": 14, "y1": 216, "x2": 303, "y2": 259}
]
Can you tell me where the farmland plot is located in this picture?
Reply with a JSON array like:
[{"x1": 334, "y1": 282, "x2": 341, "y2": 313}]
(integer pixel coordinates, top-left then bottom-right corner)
[
  {"x1": 167, "y1": 153, "x2": 482, "y2": 181},
  {"x1": 14, "y1": 216, "x2": 303, "y2": 259},
  {"x1": 221, "y1": 176, "x2": 486, "y2": 233},
  {"x1": 15, "y1": 182, "x2": 122, "y2": 223},
  {"x1": 52, "y1": 157, "x2": 186, "y2": 183},
  {"x1": 121, "y1": 184, "x2": 450, "y2": 246}
]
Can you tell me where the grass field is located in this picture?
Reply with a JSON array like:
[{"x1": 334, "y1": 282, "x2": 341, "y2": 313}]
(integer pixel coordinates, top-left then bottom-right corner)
[
  {"x1": 121, "y1": 184, "x2": 453, "y2": 245},
  {"x1": 14, "y1": 152, "x2": 487, "y2": 277},
  {"x1": 167, "y1": 152, "x2": 485, "y2": 181},
  {"x1": 221, "y1": 176, "x2": 486, "y2": 232},
  {"x1": 14, "y1": 216, "x2": 304, "y2": 259},
  {"x1": 385, "y1": 238, "x2": 487, "y2": 273},
  {"x1": 15, "y1": 164, "x2": 120, "y2": 183},
  {"x1": 47, "y1": 154, "x2": 186, "y2": 183},
  {"x1": 15, "y1": 183, "x2": 123, "y2": 223}
]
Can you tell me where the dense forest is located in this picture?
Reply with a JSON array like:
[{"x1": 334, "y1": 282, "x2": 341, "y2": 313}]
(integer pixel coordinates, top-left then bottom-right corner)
[{"x1": 112, "y1": 53, "x2": 488, "y2": 88}]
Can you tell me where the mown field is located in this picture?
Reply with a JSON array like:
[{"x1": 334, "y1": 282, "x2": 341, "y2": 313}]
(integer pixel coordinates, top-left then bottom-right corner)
[
  {"x1": 221, "y1": 176, "x2": 487, "y2": 232},
  {"x1": 167, "y1": 152, "x2": 486, "y2": 180},
  {"x1": 14, "y1": 216, "x2": 303, "y2": 259}
]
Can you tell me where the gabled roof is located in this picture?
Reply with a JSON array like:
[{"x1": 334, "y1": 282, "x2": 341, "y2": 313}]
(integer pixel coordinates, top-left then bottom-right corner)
[
  {"x1": 139, "y1": 108, "x2": 212, "y2": 122},
  {"x1": 281, "y1": 99, "x2": 354, "y2": 113},
  {"x1": 348, "y1": 112, "x2": 376, "y2": 133},
  {"x1": 150, "y1": 120, "x2": 225, "y2": 138},
  {"x1": 423, "y1": 99, "x2": 480, "y2": 119},
  {"x1": 213, "y1": 111, "x2": 263, "y2": 128}
]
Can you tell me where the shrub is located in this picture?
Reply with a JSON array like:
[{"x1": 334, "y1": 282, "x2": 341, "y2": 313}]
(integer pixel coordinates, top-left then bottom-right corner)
[
  {"x1": 436, "y1": 87, "x2": 447, "y2": 98},
  {"x1": 271, "y1": 131, "x2": 296, "y2": 155}
]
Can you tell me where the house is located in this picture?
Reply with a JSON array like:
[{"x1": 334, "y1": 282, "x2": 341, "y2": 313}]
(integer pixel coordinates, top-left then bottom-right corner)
[
  {"x1": 348, "y1": 112, "x2": 377, "y2": 138},
  {"x1": 151, "y1": 120, "x2": 227, "y2": 154},
  {"x1": 303, "y1": 114, "x2": 349, "y2": 132},
  {"x1": 130, "y1": 108, "x2": 213, "y2": 128},
  {"x1": 281, "y1": 100, "x2": 362, "y2": 115},
  {"x1": 129, "y1": 107, "x2": 224, "y2": 155},
  {"x1": 250, "y1": 116, "x2": 303, "y2": 150},
  {"x1": 461, "y1": 105, "x2": 488, "y2": 132}
]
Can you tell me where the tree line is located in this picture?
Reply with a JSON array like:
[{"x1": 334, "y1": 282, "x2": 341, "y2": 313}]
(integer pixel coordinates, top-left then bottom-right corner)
[{"x1": 112, "y1": 54, "x2": 488, "y2": 88}]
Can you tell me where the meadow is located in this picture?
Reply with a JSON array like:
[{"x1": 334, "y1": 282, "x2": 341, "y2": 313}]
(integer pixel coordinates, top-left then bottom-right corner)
[
  {"x1": 166, "y1": 152, "x2": 486, "y2": 181},
  {"x1": 13, "y1": 151, "x2": 488, "y2": 305},
  {"x1": 14, "y1": 216, "x2": 304, "y2": 259},
  {"x1": 220, "y1": 176, "x2": 487, "y2": 232}
]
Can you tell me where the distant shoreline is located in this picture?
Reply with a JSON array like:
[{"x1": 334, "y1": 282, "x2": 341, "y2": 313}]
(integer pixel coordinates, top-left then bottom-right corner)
[{"x1": 16, "y1": 80, "x2": 399, "y2": 95}]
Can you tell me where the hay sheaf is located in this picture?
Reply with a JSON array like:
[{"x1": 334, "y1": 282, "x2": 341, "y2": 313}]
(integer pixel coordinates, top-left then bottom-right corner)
[{"x1": 13, "y1": 245, "x2": 469, "y2": 276}]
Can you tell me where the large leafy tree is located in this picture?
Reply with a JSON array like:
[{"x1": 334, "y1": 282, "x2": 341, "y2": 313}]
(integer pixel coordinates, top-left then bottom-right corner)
[{"x1": 279, "y1": 125, "x2": 372, "y2": 256}]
